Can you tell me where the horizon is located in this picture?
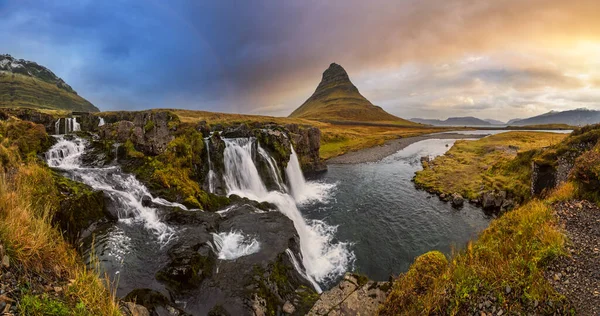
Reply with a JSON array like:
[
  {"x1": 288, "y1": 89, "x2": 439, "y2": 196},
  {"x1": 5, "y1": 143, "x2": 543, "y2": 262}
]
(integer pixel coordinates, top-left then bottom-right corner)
[{"x1": 1, "y1": 0, "x2": 599, "y2": 121}]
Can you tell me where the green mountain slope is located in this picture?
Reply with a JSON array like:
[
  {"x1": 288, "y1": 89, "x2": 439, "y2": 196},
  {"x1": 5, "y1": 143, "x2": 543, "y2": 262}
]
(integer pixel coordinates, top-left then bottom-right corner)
[
  {"x1": 290, "y1": 63, "x2": 417, "y2": 125},
  {"x1": 0, "y1": 54, "x2": 98, "y2": 112}
]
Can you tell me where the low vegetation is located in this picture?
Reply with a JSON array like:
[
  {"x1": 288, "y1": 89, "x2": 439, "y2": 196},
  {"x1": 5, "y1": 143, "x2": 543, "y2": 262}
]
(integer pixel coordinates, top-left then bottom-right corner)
[
  {"x1": 0, "y1": 72, "x2": 97, "y2": 112},
  {"x1": 169, "y1": 108, "x2": 442, "y2": 160},
  {"x1": 380, "y1": 198, "x2": 569, "y2": 315},
  {"x1": 415, "y1": 132, "x2": 567, "y2": 201},
  {"x1": 0, "y1": 118, "x2": 120, "y2": 315}
]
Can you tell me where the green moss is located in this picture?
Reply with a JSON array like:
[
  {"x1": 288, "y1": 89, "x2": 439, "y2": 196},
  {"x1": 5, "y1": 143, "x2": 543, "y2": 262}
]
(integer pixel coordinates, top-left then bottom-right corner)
[
  {"x1": 144, "y1": 120, "x2": 155, "y2": 133},
  {"x1": 19, "y1": 294, "x2": 88, "y2": 316},
  {"x1": 123, "y1": 139, "x2": 144, "y2": 159},
  {"x1": 52, "y1": 172, "x2": 107, "y2": 242}
]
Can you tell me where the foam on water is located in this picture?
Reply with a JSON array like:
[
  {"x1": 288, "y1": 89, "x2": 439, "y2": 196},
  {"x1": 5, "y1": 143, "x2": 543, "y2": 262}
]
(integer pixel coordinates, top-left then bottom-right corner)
[
  {"x1": 222, "y1": 138, "x2": 353, "y2": 287},
  {"x1": 45, "y1": 136, "x2": 182, "y2": 243},
  {"x1": 286, "y1": 146, "x2": 335, "y2": 204},
  {"x1": 211, "y1": 231, "x2": 261, "y2": 260}
]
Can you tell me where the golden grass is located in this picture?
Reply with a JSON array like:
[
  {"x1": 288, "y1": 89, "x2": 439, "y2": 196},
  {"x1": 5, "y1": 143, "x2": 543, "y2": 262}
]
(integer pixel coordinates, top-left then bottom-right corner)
[
  {"x1": 380, "y1": 200, "x2": 567, "y2": 315},
  {"x1": 166, "y1": 108, "x2": 442, "y2": 159},
  {"x1": 0, "y1": 120, "x2": 120, "y2": 315},
  {"x1": 0, "y1": 73, "x2": 98, "y2": 112},
  {"x1": 415, "y1": 132, "x2": 568, "y2": 200}
]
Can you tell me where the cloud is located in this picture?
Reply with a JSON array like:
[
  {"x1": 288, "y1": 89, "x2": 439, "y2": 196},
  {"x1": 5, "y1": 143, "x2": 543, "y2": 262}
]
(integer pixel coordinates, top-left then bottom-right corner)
[{"x1": 0, "y1": 0, "x2": 598, "y2": 119}]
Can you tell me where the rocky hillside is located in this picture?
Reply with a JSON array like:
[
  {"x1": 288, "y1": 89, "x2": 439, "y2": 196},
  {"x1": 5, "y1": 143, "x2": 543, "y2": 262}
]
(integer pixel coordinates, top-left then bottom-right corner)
[
  {"x1": 289, "y1": 63, "x2": 418, "y2": 125},
  {"x1": 509, "y1": 108, "x2": 600, "y2": 127},
  {"x1": 0, "y1": 54, "x2": 98, "y2": 112}
]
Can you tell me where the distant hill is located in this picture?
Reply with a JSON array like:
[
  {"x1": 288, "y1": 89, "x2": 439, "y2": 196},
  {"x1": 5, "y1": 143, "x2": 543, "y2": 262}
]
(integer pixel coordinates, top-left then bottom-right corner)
[
  {"x1": 483, "y1": 119, "x2": 505, "y2": 125},
  {"x1": 0, "y1": 54, "x2": 98, "y2": 112},
  {"x1": 289, "y1": 63, "x2": 417, "y2": 125},
  {"x1": 410, "y1": 116, "x2": 493, "y2": 126},
  {"x1": 508, "y1": 108, "x2": 600, "y2": 126}
]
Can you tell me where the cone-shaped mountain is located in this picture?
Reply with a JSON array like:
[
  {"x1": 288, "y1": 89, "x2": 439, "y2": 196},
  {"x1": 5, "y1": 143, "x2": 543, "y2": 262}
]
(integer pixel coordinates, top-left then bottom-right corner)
[{"x1": 289, "y1": 63, "x2": 415, "y2": 124}]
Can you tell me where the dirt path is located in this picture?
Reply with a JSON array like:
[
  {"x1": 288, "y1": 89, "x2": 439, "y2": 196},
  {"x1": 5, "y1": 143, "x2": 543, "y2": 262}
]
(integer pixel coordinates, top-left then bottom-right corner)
[
  {"x1": 546, "y1": 200, "x2": 600, "y2": 316},
  {"x1": 327, "y1": 133, "x2": 485, "y2": 164}
]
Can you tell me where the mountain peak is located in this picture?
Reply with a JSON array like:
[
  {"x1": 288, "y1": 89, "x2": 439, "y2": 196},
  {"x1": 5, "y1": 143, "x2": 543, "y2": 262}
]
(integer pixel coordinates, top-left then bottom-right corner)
[
  {"x1": 313, "y1": 63, "x2": 359, "y2": 96},
  {"x1": 289, "y1": 63, "x2": 417, "y2": 125}
]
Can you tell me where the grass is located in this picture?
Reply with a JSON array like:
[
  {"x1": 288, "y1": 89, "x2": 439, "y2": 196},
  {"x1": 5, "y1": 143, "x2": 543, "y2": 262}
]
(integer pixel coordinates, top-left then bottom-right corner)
[
  {"x1": 167, "y1": 108, "x2": 442, "y2": 160},
  {"x1": 0, "y1": 119, "x2": 120, "y2": 315},
  {"x1": 0, "y1": 72, "x2": 98, "y2": 112},
  {"x1": 379, "y1": 199, "x2": 568, "y2": 315},
  {"x1": 415, "y1": 131, "x2": 568, "y2": 201}
]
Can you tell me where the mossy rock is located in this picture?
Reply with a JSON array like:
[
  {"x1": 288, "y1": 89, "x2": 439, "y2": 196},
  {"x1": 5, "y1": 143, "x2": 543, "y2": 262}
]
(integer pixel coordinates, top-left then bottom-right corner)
[{"x1": 52, "y1": 172, "x2": 111, "y2": 243}]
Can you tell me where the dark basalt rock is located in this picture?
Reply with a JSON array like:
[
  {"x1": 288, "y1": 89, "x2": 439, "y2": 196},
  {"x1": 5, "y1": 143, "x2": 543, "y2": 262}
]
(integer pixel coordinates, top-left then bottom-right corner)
[
  {"x1": 123, "y1": 288, "x2": 189, "y2": 316},
  {"x1": 0, "y1": 108, "x2": 56, "y2": 133},
  {"x1": 286, "y1": 124, "x2": 326, "y2": 174},
  {"x1": 156, "y1": 243, "x2": 216, "y2": 292}
]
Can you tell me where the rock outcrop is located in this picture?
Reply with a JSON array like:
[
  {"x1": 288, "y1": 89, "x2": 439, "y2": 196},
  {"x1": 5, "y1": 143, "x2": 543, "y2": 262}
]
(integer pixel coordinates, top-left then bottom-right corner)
[
  {"x1": 99, "y1": 111, "x2": 177, "y2": 156},
  {"x1": 286, "y1": 124, "x2": 327, "y2": 174},
  {"x1": 308, "y1": 273, "x2": 390, "y2": 316}
]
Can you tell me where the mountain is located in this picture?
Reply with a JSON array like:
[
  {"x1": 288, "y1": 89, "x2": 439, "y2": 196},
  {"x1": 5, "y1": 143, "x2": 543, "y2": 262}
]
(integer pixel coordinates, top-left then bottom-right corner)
[
  {"x1": 289, "y1": 63, "x2": 417, "y2": 124},
  {"x1": 483, "y1": 119, "x2": 505, "y2": 125},
  {"x1": 0, "y1": 54, "x2": 98, "y2": 112},
  {"x1": 410, "y1": 116, "x2": 493, "y2": 126},
  {"x1": 508, "y1": 108, "x2": 600, "y2": 126}
]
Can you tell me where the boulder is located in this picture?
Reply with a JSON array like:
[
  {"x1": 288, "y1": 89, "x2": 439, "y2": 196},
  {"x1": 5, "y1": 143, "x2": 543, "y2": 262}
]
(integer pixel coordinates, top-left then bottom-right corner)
[
  {"x1": 451, "y1": 193, "x2": 464, "y2": 207},
  {"x1": 308, "y1": 273, "x2": 390, "y2": 316},
  {"x1": 155, "y1": 243, "x2": 216, "y2": 292}
]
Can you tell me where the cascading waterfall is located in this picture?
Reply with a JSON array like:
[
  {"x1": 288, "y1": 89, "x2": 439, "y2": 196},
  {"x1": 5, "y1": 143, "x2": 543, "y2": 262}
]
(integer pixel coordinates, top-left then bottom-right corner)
[
  {"x1": 98, "y1": 117, "x2": 105, "y2": 127},
  {"x1": 222, "y1": 138, "x2": 352, "y2": 290},
  {"x1": 257, "y1": 144, "x2": 285, "y2": 192},
  {"x1": 54, "y1": 119, "x2": 61, "y2": 135},
  {"x1": 204, "y1": 138, "x2": 217, "y2": 193},
  {"x1": 46, "y1": 136, "x2": 188, "y2": 243},
  {"x1": 286, "y1": 146, "x2": 332, "y2": 204}
]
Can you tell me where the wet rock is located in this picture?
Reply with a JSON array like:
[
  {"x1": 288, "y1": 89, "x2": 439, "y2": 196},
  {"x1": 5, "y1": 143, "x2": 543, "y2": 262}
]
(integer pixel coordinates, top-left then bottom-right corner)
[
  {"x1": 451, "y1": 193, "x2": 464, "y2": 207},
  {"x1": 155, "y1": 243, "x2": 216, "y2": 292},
  {"x1": 123, "y1": 289, "x2": 187, "y2": 315},
  {"x1": 141, "y1": 195, "x2": 152, "y2": 207},
  {"x1": 286, "y1": 124, "x2": 327, "y2": 174},
  {"x1": 122, "y1": 302, "x2": 150, "y2": 316}
]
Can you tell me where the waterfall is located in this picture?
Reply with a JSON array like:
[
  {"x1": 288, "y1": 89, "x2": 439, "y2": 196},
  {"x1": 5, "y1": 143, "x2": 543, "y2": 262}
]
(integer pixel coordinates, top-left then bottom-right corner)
[
  {"x1": 45, "y1": 136, "x2": 188, "y2": 243},
  {"x1": 286, "y1": 146, "x2": 332, "y2": 204},
  {"x1": 204, "y1": 138, "x2": 217, "y2": 193},
  {"x1": 54, "y1": 119, "x2": 61, "y2": 135},
  {"x1": 285, "y1": 249, "x2": 322, "y2": 293},
  {"x1": 98, "y1": 117, "x2": 105, "y2": 127},
  {"x1": 72, "y1": 117, "x2": 81, "y2": 132},
  {"x1": 222, "y1": 138, "x2": 351, "y2": 289},
  {"x1": 257, "y1": 144, "x2": 285, "y2": 192},
  {"x1": 211, "y1": 231, "x2": 261, "y2": 260}
]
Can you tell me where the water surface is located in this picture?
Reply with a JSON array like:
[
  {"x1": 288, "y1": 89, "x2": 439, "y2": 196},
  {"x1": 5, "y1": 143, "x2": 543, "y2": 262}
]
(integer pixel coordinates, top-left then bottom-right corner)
[{"x1": 301, "y1": 139, "x2": 491, "y2": 282}]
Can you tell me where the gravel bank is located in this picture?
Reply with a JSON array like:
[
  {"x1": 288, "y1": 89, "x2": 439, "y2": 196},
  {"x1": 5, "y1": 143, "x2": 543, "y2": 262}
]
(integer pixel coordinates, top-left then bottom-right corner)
[
  {"x1": 327, "y1": 133, "x2": 485, "y2": 164},
  {"x1": 546, "y1": 200, "x2": 600, "y2": 315}
]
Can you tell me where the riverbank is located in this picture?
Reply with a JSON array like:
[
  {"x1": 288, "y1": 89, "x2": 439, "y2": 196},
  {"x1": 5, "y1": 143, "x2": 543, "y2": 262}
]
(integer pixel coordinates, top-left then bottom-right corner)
[{"x1": 326, "y1": 133, "x2": 485, "y2": 164}]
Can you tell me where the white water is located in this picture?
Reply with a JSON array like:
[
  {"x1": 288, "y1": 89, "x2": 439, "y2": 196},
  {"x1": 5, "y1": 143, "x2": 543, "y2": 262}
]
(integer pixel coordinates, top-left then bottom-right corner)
[
  {"x1": 211, "y1": 231, "x2": 261, "y2": 260},
  {"x1": 204, "y1": 138, "x2": 217, "y2": 193},
  {"x1": 257, "y1": 144, "x2": 285, "y2": 192},
  {"x1": 45, "y1": 136, "x2": 184, "y2": 243},
  {"x1": 98, "y1": 117, "x2": 105, "y2": 127},
  {"x1": 54, "y1": 119, "x2": 60, "y2": 135},
  {"x1": 286, "y1": 146, "x2": 334, "y2": 204},
  {"x1": 285, "y1": 249, "x2": 322, "y2": 293},
  {"x1": 222, "y1": 138, "x2": 352, "y2": 289}
]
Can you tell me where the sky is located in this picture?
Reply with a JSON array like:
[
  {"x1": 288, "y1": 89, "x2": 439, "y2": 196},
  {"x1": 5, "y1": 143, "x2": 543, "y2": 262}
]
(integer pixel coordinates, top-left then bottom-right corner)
[{"x1": 1, "y1": 0, "x2": 599, "y2": 121}]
